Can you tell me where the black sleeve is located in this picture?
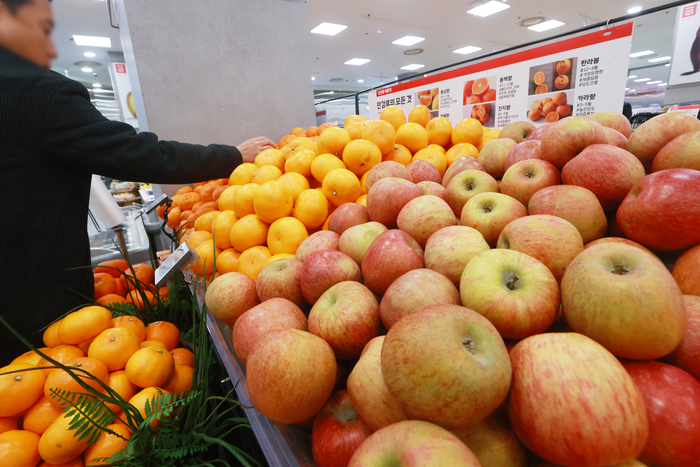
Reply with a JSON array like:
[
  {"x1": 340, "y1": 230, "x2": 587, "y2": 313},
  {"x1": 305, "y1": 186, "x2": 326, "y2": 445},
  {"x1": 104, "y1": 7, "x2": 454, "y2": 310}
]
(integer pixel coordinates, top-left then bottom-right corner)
[{"x1": 41, "y1": 79, "x2": 242, "y2": 184}]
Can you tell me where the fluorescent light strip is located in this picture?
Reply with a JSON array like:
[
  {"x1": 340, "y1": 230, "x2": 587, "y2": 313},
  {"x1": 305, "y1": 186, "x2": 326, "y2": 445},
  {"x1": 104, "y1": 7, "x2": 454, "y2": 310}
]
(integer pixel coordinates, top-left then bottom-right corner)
[
  {"x1": 528, "y1": 20, "x2": 565, "y2": 32},
  {"x1": 467, "y1": 1, "x2": 510, "y2": 17},
  {"x1": 73, "y1": 35, "x2": 111, "y2": 47},
  {"x1": 634, "y1": 78, "x2": 650, "y2": 82},
  {"x1": 81, "y1": 67, "x2": 93, "y2": 73},
  {"x1": 93, "y1": 83, "x2": 102, "y2": 88},
  {"x1": 628, "y1": 6, "x2": 642, "y2": 14},
  {"x1": 628, "y1": 75, "x2": 637, "y2": 79},
  {"x1": 648, "y1": 56, "x2": 671, "y2": 63},
  {"x1": 401, "y1": 64, "x2": 424, "y2": 71},
  {"x1": 630, "y1": 50, "x2": 654, "y2": 58},
  {"x1": 357, "y1": 79, "x2": 364, "y2": 83},
  {"x1": 392, "y1": 35, "x2": 425, "y2": 46},
  {"x1": 310, "y1": 22, "x2": 347, "y2": 36},
  {"x1": 84, "y1": 52, "x2": 96, "y2": 58},
  {"x1": 453, "y1": 45, "x2": 482, "y2": 55},
  {"x1": 344, "y1": 58, "x2": 370, "y2": 65},
  {"x1": 647, "y1": 80, "x2": 662, "y2": 84},
  {"x1": 658, "y1": 82, "x2": 667, "y2": 86}
]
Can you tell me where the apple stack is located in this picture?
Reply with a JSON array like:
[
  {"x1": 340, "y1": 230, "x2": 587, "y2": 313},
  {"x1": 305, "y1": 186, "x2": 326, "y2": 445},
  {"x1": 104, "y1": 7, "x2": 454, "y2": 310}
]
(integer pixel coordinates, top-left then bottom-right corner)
[{"x1": 203, "y1": 106, "x2": 700, "y2": 467}]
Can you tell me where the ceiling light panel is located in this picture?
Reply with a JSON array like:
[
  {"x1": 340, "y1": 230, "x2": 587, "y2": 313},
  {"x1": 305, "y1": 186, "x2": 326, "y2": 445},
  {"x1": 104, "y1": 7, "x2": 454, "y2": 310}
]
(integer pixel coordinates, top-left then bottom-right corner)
[
  {"x1": 633, "y1": 78, "x2": 650, "y2": 82},
  {"x1": 467, "y1": 1, "x2": 510, "y2": 17},
  {"x1": 344, "y1": 58, "x2": 371, "y2": 66},
  {"x1": 648, "y1": 56, "x2": 671, "y2": 62},
  {"x1": 392, "y1": 36, "x2": 425, "y2": 46},
  {"x1": 630, "y1": 50, "x2": 654, "y2": 57},
  {"x1": 453, "y1": 45, "x2": 483, "y2": 55},
  {"x1": 73, "y1": 35, "x2": 111, "y2": 47},
  {"x1": 401, "y1": 64, "x2": 425, "y2": 71},
  {"x1": 310, "y1": 22, "x2": 347, "y2": 36},
  {"x1": 528, "y1": 20, "x2": 565, "y2": 32},
  {"x1": 628, "y1": 6, "x2": 642, "y2": 14}
]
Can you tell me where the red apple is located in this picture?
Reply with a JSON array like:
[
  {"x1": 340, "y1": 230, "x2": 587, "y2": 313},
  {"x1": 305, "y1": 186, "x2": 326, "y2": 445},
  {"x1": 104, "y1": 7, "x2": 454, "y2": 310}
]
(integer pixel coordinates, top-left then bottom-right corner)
[
  {"x1": 622, "y1": 360, "x2": 700, "y2": 467},
  {"x1": 460, "y1": 192, "x2": 527, "y2": 247},
  {"x1": 446, "y1": 169, "x2": 499, "y2": 216},
  {"x1": 232, "y1": 298, "x2": 307, "y2": 366},
  {"x1": 379, "y1": 268, "x2": 460, "y2": 329},
  {"x1": 500, "y1": 159, "x2": 561, "y2": 207},
  {"x1": 301, "y1": 250, "x2": 362, "y2": 304},
  {"x1": 666, "y1": 295, "x2": 700, "y2": 380},
  {"x1": 587, "y1": 111, "x2": 633, "y2": 138},
  {"x1": 338, "y1": 222, "x2": 387, "y2": 268},
  {"x1": 526, "y1": 123, "x2": 553, "y2": 141},
  {"x1": 361, "y1": 230, "x2": 424, "y2": 295},
  {"x1": 540, "y1": 116, "x2": 608, "y2": 169},
  {"x1": 204, "y1": 272, "x2": 259, "y2": 325},
  {"x1": 405, "y1": 160, "x2": 441, "y2": 183},
  {"x1": 498, "y1": 121, "x2": 536, "y2": 143},
  {"x1": 604, "y1": 126, "x2": 628, "y2": 149},
  {"x1": 367, "y1": 177, "x2": 422, "y2": 228},
  {"x1": 673, "y1": 244, "x2": 700, "y2": 295},
  {"x1": 327, "y1": 203, "x2": 370, "y2": 235},
  {"x1": 442, "y1": 156, "x2": 485, "y2": 188},
  {"x1": 508, "y1": 333, "x2": 648, "y2": 466},
  {"x1": 308, "y1": 281, "x2": 380, "y2": 360},
  {"x1": 295, "y1": 231, "x2": 340, "y2": 262},
  {"x1": 416, "y1": 181, "x2": 446, "y2": 199},
  {"x1": 312, "y1": 390, "x2": 373, "y2": 467},
  {"x1": 424, "y1": 225, "x2": 490, "y2": 285},
  {"x1": 365, "y1": 161, "x2": 413, "y2": 192},
  {"x1": 396, "y1": 195, "x2": 458, "y2": 247},
  {"x1": 256, "y1": 258, "x2": 306, "y2": 308},
  {"x1": 477, "y1": 138, "x2": 517, "y2": 179},
  {"x1": 247, "y1": 329, "x2": 337, "y2": 424},
  {"x1": 584, "y1": 236, "x2": 655, "y2": 256},
  {"x1": 562, "y1": 243, "x2": 686, "y2": 359},
  {"x1": 504, "y1": 139, "x2": 542, "y2": 171},
  {"x1": 528, "y1": 185, "x2": 607, "y2": 243},
  {"x1": 626, "y1": 111, "x2": 700, "y2": 172},
  {"x1": 617, "y1": 169, "x2": 700, "y2": 251},
  {"x1": 497, "y1": 214, "x2": 583, "y2": 283},
  {"x1": 652, "y1": 130, "x2": 700, "y2": 172}
]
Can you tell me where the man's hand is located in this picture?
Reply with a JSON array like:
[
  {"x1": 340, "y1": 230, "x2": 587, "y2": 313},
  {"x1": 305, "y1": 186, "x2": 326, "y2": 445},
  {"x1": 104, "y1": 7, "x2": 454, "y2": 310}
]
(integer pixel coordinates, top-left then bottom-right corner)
[{"x1": 237, "y1": 137, "x2": 278, "y2": 163}]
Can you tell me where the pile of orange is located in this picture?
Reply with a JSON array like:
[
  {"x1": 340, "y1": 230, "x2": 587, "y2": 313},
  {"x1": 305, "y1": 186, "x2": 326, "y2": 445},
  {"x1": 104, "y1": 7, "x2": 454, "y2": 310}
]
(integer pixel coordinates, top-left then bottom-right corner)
[
  {"x1": 0, "y1": 308, "x2": 193, "y2": 465},
  {"x1": 93, "y1": 259, "x2": 169, "y2": 310}
]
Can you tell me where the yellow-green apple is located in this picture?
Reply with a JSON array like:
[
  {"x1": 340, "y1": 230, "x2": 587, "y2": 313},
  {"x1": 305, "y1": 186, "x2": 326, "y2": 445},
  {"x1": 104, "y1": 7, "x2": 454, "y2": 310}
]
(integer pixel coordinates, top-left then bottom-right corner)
[
  {"x1": 405, "y1": 160, "x2": 442, "y2": 183},
  {"x1": 232, "y1": 298, "x2": 307, "y2": 366},
  {"x1": 626, "y1": 111, "x2": 700, "y2": 172},
  {"x1": 617, "y1": 169, "x2": 700, "y2": 251},
  {"x1": 587, "y1": 111, "x2": 633, "y2": 138},
  {"x1": 497, "y1": 214, "x2": 583, "y2": 283},
  {"x1": 311, "y1": 389, "x2": 373, "y2": 467},
  {"x1": 526, "y1": 123, "x2": 554, "y2": 141},
  {"x1": 673, "y1": 244, "x2": 700, "y2": 295},
  {"x1": 256, "y1": 258, "x2": 306, "y2": 308},
  {"x1": 442, "y1": 156, "x2": 485, "y2": 188},
  {"x1": 204, "y1": 272, "x2": 259, "y2": 325},
  {"x1": 397, "y1": 195, "x2": 458, "y2": 247},
  {"x1": 666, "y1": 295, "x2": 700, "y2": 381},
  {"x1": 296, "y1": 231, "x2": 340, "y2": 262},
  {"x1": 561, "y1": 243, "x2": 686, "y2": 359},
  {"x1": 507, "y1": 333, "x2": 648, "y2": 466},
  {"x1": 622, "y1": 360, "x2": 700, "y2": 467},
  {"x1": 301, "y1": 250, "x2": 362, "y2": 304},
  {"x1": 367, "y1": 177, "x2": 422, "y2": 228},
  {"x1": 339, "y1": 222, "x2": 387, "y2": 268},
  {"x1": 540, "y1": 116, "x2": 608, "y2": 169},
  {"x1": 652, "y1": 130, "x2": 700, "y2": 172},
  {"x1": 477, "y1": 138, "x2": 517, "y2": 179},
  {"x1": 328, "y1": 203, "x2": 370, "y2": 235},
  {"x1": 605, "y1": 127, "x2": 629, "y2": 149},
  {"x1": 347, "y1": 336, "x2": 407, "y2": 431},
  {"x1": 379, "y1": 269, "x2": 460, "y2": 329},
  {"x1": 308, "y1": 281, "x2": 380, "y2": 360},
  {"x1": 498, "y1": 121, "x2": 536, "y2": 143},
  {"x1": 501, "y1": 159, "x2": 561, "y2": 207},
  {"x1": 381, "y1": 304, "x2": 512, "y2": 429},
  {"x1": 247, "y1": 329, "x2": 337, "y2": 424},
  {"x1": 584, "y1": 237, "x2": 655, "y2": 257},
  {"x1": 460, "y1": 249, "x2": 560, "y2": 340},
  {"x1": 561, "y1": 144, "x2": 646, "y2": 211},
  {"x1": 365, "y1": 161, "x2": 413, "y2": 192},
  {"x1": 461, "y1": 192, "x2": 528, "y2": 247},
  {"x1": 424, "y1": 225, "x2": 490, "y2": 285},
  {"x1": 451, "y1": 409, "x2": 529, "y2": 467},
  {"x1": 348, "y1": 420, "x2": 481, "y2": 467},
  {"x1": 362, "y1": 230, "x2": 424, "y2": 294},
  {"x1": 528, "y1": 185, "x2": 607, "y2": 243},
  {"x1": 417, "y1": 181, "x2": 446, "y2": 199},
  {"x1": 504, "y1": 139, "x2": 542, "y2": 171},
  {"x1": 446, "y1": 169, "x2": 499, "y2": 216}
]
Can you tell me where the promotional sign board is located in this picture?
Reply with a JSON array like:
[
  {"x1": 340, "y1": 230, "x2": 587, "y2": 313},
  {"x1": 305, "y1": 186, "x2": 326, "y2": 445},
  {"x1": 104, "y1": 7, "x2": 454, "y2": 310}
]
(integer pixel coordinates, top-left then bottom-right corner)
[
  {"x1": 109, "y1": 62, "x2": 139, "y2": 128},
  {"x1": 669, "y1": 2, "x2": 700, "y2": 86},
  {"x1": 668, "y1": 104, "x2": 700, "y2": 117},
  {"x1": 368, "y1": 23, "x2": 633, "y2": 128}
]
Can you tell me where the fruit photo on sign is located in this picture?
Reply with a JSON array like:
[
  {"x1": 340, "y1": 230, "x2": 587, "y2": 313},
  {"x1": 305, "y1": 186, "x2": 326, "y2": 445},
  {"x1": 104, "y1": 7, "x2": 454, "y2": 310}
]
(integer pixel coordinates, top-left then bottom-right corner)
[
  {"x1": 466, "y1": 103, "x2": 494, "y2": 127},
  {"x1": 416, "y1": 88, "x2": 439, "y2": 110},
  {"x1": 528, "y1": 57, "x2": 576, "y2": 95},
  {"x1": 527, "y1": 91, "x2": 573, "y2": 123},
  {"x1": 463, "y1": 76, "x2": 497, "y2": 106}
]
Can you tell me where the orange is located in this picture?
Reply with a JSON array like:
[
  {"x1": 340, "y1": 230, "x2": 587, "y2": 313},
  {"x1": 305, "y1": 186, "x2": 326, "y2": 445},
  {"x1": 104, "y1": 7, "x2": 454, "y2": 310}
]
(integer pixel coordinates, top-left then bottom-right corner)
[
  {"x1": 216, "y1": 185, "x2": 240, "y2": 211},
  {"x1": 77, "y1": 338, "x2": 95, "y2": 354},
  {"x1": 428, "y1": 143, "x2": 446, "y2": 155},
  {"x1": 140, "y1": 340, "x2": 169, "y2": 352},
  {"x1": 228, "y1": 163, "x2": 258, "y2": 186},
  {"x1": 322, "y1": 215, "x2": 331, "y2": 231},
  {"x1": 103, "y1": 370, "x2": 137, "y2": 414},
  {"x1": 306, "y1": 126, "x2": 318, "y2": 137},
  {"x1": 38, "y1": 410, "x2": 90, "y2": 464},
  {"x1": 125, "y1": 347, "x2": 175, "y2": 388},
  {"x1": 284, "y1": 149, "x2": 316, "y2": 177},
  {"x1": 408, "y1": 105, "x2": 432, "y2": 127},
  {"x1": 37, "y1": 346, "x2": 86, "y2": 377},
  {"x1": 215, "y1": 248, "x2": 240, "y2": 274},
  {"x1": 322, "y1": 169, "x2": 362, "y2": 207},
  {"x1": 362, "y1": 120, "x2": 396, "y2": 155},
  {"x1": 229, "y1": 214, "x2": 270, "y2": 252},
  {"x1": 0, "y1": 417, "x2": 18, "y2": 435},
  {"x1": 311, "y1": 153, "x2": 347, "y2": 183},
  {"x1": 186, "y1": 230, "x2": 213, "y2": 250},
  {"x1": 380, "y1": 106, "x2": 407, "y2": 131},
  {"x1": 276, "y1": 172, "x2": 309, "y2": 201},
  {"x1": 254, "y1": 181, "x2": 293, "y2": 224},
  {"x1": 42, "y1": 321, "x2": 63, "y2": 348},
  {"x1": 175, "y1": 186, "x2": 193, "y2": 195},
  {"x1": 191, "y1": 240, "x2": 221, "y2": 277},
  {"x1": 316, "y1": 127, "x2": 351, "y2": 157},
  {"x1": 0, "y1": 430, "x2": 41, "y2": 467},
  {"x1": 165, "y1": 207, "x2": 182, "y2": 229},
  {"x1": 237, "y1": 246, "x2": 272, "y2": 280},
  {"x1": 0, "y1": 364, "x2": 46, "y2": 417},
  {"x1": 451, "y1": 118, "x2": 483, "y2": 146},
  {"x1": 265, "y1": 253, "x2": 296, "y2": 265},
  {"x1": 44, "y1": 357, "x2": 109, "y2": 407},
  {"x1": 170, "y1": 348, "x2": 194, "y2": 367},
  {"x1": 413, "y1": 147, "x2": 447, "y2": 177},
  {"x1": 355, "y1": 194, "x2": 368, "y2": 206},
  {"x1": 12, "y1": 349, "x2": 48, "y2": 367},
  {"x1": 163, "y1": 364, "x2": 193, "y2": 396},
  {"x1": 124, "y1": 290, "x2": 157, "y2": 311},
  {"x1": 345, "y1": 121, "x2": 365, "y2": 141},
  {"x1": 38, "y1": 459, "x2": 84, "y2": 467},
  {"x1": 291, "y1": 127, "x2": 306, "y2": 137},
  {"x1": 278, "y1": 134, "x2": 295, "y2": 149},
  {"x1": 344, "y1": 115, "x2": 367, "y2": 127},
  {"x1": 445, "y1": 143, "x2": 479, "y2": 166},
  {"x1": 193, "y1": 210, "x2": 220, "y2": 233},
  {"x1": 96, "y1": 294, "x2": 127, "y2": 307},
  {"x1": 252, "y1": 164, "x2": 283, "y2": 184},
  {"x1": 317, "y1": 122, "x2": 338, "y2": 134},
  {"x1": 395, "y1": 122, "x2": 429, "y2": 154},
  {"x1": 170, "y1": 194, "x2": 182, "y2": 206},
  {"x1": 128, "y1": 387, "x2": 168, "y2": 429},
  {"x1": 342, "y1": 140, "x2": 382, "y2": 176},
  {"x1": 83, "y1": 423, "x2": 131, "y2": 466},
  {"x1": 145, "y1": 321, "x2": 181, "y2": 351},
  {"x1": 232, "y1": 183, "x2": 260, "y2": 218},
  {"x1": 360, "y1": 172, "x2": 369, "y2": 194},
  {"x1": 88, "y1": 328, "x2": 142, "y2": 372},
  {"x1": 120, "y1": 264, "x2": 155, "y2": 291},
  {"x1": 382, "y1": 143, "x2": 412, "y2": 165},
  {"x1": 212, "y1": 185, "x2": 227, "y2": 203},
  {"x1": 426, "y1": 117, "x2": 453, "y2": 147},
  {"x1": 22, "y1": 395, "x2": 63, "y2": 435},
  {"x1": 211, "y1": 211, "x2": 238, "y2": 250},
  {"x1": 93, "y1": 273, "x2": 116, "y2": 300},
  {"x1": 293, "y1": 189, "x2": 329, "y2": 230},
  {"x1": 111, "y1": 316, "x2": 147, "y2": 342},
  {"x1": 254, "y1": 148, "x2": 285, "y2": 170},
  {"x1": 199, "y1": 182, "x2": 218, "y2": 203},
  {"x1": 281, "y1": 137, "x2": 316, "y2": 160},
  {"x1": 58, "y1": 307, "x2": 113, "y2": 346},
  {"x1": 177, "y1": 192, "x2": 201, "y2": 211},
  {"x1": 267, "y1": 217, "x2": 308, "y2": 255}
]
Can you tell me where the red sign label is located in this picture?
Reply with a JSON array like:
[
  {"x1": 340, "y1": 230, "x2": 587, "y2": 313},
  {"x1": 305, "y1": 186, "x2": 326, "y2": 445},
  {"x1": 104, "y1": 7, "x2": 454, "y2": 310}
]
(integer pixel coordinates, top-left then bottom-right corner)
[
  {"x1": 115, "y1": 64, "x2": 126, "y2": 73},
  {"x1": 683, "y1": 5, "x2": 697, "y2": 18}
]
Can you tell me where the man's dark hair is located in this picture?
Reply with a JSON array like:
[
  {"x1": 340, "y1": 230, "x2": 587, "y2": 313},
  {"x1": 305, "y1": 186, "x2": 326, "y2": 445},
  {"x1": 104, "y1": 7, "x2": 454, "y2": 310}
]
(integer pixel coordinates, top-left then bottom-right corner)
[{"x1": 1, "y1": 0, "x2": 51, "y2": 14}]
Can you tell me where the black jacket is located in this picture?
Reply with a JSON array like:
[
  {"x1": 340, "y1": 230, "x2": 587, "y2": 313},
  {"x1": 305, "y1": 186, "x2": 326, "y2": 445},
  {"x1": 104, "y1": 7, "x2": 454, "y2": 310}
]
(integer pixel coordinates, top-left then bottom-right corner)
[{"x1": 0, "y1": 46, "x2": 242, "y2": 362}]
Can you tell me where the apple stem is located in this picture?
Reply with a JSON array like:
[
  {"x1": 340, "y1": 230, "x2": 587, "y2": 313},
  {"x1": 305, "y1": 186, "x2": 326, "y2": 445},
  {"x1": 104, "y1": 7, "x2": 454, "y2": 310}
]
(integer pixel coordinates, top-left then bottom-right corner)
[
  {"x1": 462, "y1": 337, "x2": 475, "y2": 354},
  {"x1": 611, "y1": 264, "x2": 629, "y2": 275},
  {"x1": 525, "y1": 170, "x2": 536, "y2": 179}
]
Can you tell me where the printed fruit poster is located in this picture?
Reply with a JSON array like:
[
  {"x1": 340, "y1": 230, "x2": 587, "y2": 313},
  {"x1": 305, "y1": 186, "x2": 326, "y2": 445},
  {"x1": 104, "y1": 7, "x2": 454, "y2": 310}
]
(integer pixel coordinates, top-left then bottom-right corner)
[
  {"x1": 669, "y1": 1, "x2": 700, "y2": 86},
  {"x1": 369, "y1": 23, "x2": 633, "y2": 127}
]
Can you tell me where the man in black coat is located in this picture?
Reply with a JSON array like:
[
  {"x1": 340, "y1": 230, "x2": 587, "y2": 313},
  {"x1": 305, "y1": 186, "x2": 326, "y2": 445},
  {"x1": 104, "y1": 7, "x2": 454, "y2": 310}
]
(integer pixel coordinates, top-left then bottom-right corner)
[{"x1": 0, "y1": 0, "x2": 276, "y2": 362}]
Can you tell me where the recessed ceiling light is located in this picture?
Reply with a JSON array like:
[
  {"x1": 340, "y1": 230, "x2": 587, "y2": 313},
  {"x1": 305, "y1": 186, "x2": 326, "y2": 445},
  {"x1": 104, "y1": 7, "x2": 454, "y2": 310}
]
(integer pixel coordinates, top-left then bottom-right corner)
[
  {"x1": 528, "y1": 19, "x2": 565, "y2": 32},
  {"x1": 312, "y1": 77, "x2": 316, "y2": 81},
  {"x1": 358, "y1": 79, "x2": 364, "y2": 83},
  {"x1": 92, "y1": 83, "x2": 102, "y2": 88},
  {"x1": 392, "y1": 35, "x2": 425, "y2": 46},
  {"x1": 647, "y1": 80, "x2": 662, "y2": 84},
  {"x1": 634, "y1": 78, "x2": 650, "y2": 82},
  {"x1": 81, "y1": 67, "x2": 93, "y2": 72},
  {"x1": 467, "y1": 1, "x2": 510, "y2": 17},
  {"x1": 401, "y1": 64, "x2": 425, "y2": 71},
  {"x1": 665, "y1": 63, "x2": 670, "y2": 67},
  {"x1": 628, "y1": 75, "x2": 637, "y2": 78},
  {"x1": 518, "y1": 16, "x2": 544, "y2": 27},
  {"x1": 453, "y1": 45, "x2": 483, "y2": 55},
  {"x1": 630, "y1": 50, "x2": 654, "y2": 57},
  {"x1": 658, "y1": 82, "x2": 667, "y2": 86},
  {"x1": 310, "y1": 22, "x2": 347, "y2": 36},
  {"x1": 628, "y1": 6, "x2": 642, "y2": 14},
  {"x1": 394, "y1": 77, "x2": 398, "y2": 80},
  {"x1": 403, "y1": 48, "x2": 424, "y2": 56},
  {"x1": 345, "y1": 58, "x2": 371, "y2": 66},
  {"x1": 648, "y1": 56, "x2": 671, "y2": 63},
  {"x1": 73, "y1": 35, "x2": 111, "y2": 47},
  {"x1": 84, "y1": 52, "x2": 96, "y2": 58}
]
